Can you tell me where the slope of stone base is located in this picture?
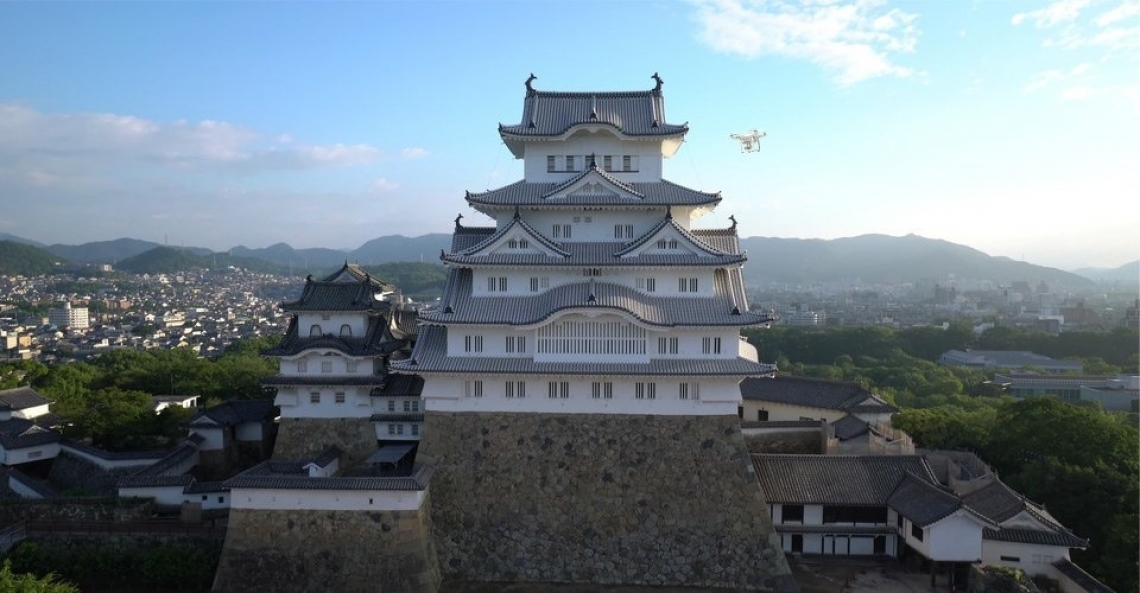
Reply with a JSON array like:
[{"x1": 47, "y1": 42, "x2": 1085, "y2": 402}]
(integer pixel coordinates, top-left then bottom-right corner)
[
  {"x1": 418, "y1": 412, "x2": 796, "y2": 592},
  {"x1": 273, "y1": 417, "x2": 376, "y2": 467},
  {"x1": 212, "y1": 507, "x2": 440, "y2": 593}
]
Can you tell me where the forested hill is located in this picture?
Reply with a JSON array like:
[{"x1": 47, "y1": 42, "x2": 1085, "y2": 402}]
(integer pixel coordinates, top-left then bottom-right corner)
[
  {"x1": 114, "y1": 246, "x2": 283, "y2": 275},
  {"x1": 11, "y1": 232, "x2": 1099, "y2": 288},
  {"x1": 0, "y1": 240, "x2": 66, "y2": 276},
  {"x1": 739, "y1": 234, "x2": 1092, "y2": 288}
]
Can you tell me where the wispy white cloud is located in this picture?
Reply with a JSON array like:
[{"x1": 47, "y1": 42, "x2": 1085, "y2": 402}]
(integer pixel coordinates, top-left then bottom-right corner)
[
  {"x1": 1013, "y1": 1, "x2": 1139, "y2": 110},
  {"x1": 690, "y1": 0, "x2": 919, "y2": 85},
  {"x1": 401, "y1": 147, "x2": 429, "y2": 159},
  {"x1": 0, "y1": 103, "x2": 396, "y2": 174}
]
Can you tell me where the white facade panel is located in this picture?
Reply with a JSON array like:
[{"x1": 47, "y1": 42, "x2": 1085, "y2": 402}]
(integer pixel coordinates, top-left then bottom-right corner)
[
  {"x1": 230, "y1": 487, "x2": 427, "y2": 511},
  {"x1": 982, "y1": 540, "x2": 1070, "y2": 577},
  {"x1": 926, "y1": 514, "x2": 985, "y2": 561},
  {"x1": 520, "y1": 135, "x2": 664, "y2": 184}
]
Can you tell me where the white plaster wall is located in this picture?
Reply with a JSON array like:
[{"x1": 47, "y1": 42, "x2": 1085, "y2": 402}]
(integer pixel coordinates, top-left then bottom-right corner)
[
  {"x1": 422, "y1": 375, "x2": 741, "y2": 415},
  {"x1": 739, "y1": 399, "x2": 847, "y2": 423},
  {"x1": 295, "y1": 312, "x2": 370, "y2": 340},
  {"x1": 926, "y1": 515, "x2": 985, "y2": 561},
  {"x1": 281, "y1": 352, "x2": 371, "y2": 378},
  {"x1": 118, "y1": 485, "x2": 185, "y2": 506},
  {"x1": 230, "y1": 487, "x2": 427, "y2": 511},
  {"x1": 982, "y1": 541, "x2": 1070, "y2": 577},
  {"x1": 902, "y1": 518, "x2": 932, "y2": 558},
  {"x1": 12, "y1": 403, "x2": 51, "y2": 420},
  {"x1": 187, "y1": 491, "x2": 230, "y2": 511},
  {"x1": 521, "y1": 135, "x2": 663, "y2": 183},
  {"x1": 188, "y1": 426, "x2": 226, "y2": 451},
  {"x1": 1, "y1": 442, "x2": 60, "y2": 465},
  {"x1": 278, "y1": 386, "x2": 374, "y2": 419}
]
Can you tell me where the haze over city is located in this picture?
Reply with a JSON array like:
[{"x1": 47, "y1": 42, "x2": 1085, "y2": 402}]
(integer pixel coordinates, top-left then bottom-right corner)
[{"x1": 1, "y1": 0, "x2": 1137, "y2": 270}]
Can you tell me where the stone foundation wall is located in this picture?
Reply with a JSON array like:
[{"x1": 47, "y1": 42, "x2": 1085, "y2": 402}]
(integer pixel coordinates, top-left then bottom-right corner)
[
  {"x1": 744, "y1": 430, "x2": 824, "y2": 454},
  {"x1": 418, "y1": 412, "x2": 796, "y2": 591},
  {"x1": 273, "y1": 417, "x2": 376, "y2": 468},
  {"x1": 212, "y1": 503, "x2": 440, "y2": 593}
]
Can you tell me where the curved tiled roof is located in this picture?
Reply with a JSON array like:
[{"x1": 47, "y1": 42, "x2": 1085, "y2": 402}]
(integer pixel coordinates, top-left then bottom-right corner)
[
  {"x1": 443, "y1": 240, "x2": 745, "y2": 268},
  {"x1": 280, "y1": 277, "x2": 389, "y2": 312},
  {"x1": 0, "y1": 418, "x2": 60, "y2": 449},
  {"x1": 465, "y1": 178, "x2": 721, "y2": 208},
  {"x1": 421, "y1": 273, "x2": 770, "y2": 328},
  {"x1": 457, "y1": 212, "x2": 570, "y2": 257},
  {"x1": 984, "y1": 527, "x2": 1087, "y2": 548},
  {"x1": 888, "y1": 472, "x2": 968, "y2": 527},
  {"x1": 752, "y1": 454, "x2": 936, "y2": 505},
  {"x1": 225, "y1": 462, "x2": 434, "y2": 492},
  {"x1": 499, "y1": 84, "x2": 687, "y2": 139},
  {"x1": 740, "y1": 376, "x2": 897, "y2": 414},
  {"x1": 392, "y1": 326, "x2": 775, "y2": 377},
  {"x1": 0, "y1": 386, "x2": 51, "y2": 410},
  {"x1": 613, "y1": 214, "x2": 732, "y2": 258}
]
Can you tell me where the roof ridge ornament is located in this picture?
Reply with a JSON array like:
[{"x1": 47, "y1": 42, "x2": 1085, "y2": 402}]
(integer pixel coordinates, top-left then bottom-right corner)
[
  {"x1": 525, "y1": 73, "x2": 537, "y2": 96},
  {"x1": 652, "y1": 72, "x2": 663, "y2": 93},
  {"x1": 666, "y1": 206, "x2": 672, "y2": 221},
  {"x1": 729, "y1": 215, "x2": 737, "y2": 229},
  {"x1": 455, "y1": 213, "x2": 464, "y2": 230},
  {"x1": 513, "y1": 206, "x2": 521, "y2": 221}
]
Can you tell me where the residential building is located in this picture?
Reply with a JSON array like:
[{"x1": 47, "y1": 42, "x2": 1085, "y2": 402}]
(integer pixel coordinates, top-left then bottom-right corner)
[
  {"x1": 938, "y1": 349, "x2": 1083, "y2": 374},
  {"x1": 47, "y1": 302, "x2": 89, "y2": 330}
]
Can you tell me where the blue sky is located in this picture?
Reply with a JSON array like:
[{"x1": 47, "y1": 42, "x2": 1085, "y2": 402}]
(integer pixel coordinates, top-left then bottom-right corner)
[{"x1": 1, "y1": 0, "x2": 1137, "y2": 270}]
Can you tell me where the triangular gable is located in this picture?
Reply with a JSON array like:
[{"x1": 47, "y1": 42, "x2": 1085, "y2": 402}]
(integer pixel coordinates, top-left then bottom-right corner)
[
  {"x1": 460, "y1": 214, "x2": 570, "y2": 258},
  {"x1": 616, "y1": 216, "x2": 731, "y2": 259},
  {"x1": 545, "y1": 168, "x2": 643, "y2": 202}
]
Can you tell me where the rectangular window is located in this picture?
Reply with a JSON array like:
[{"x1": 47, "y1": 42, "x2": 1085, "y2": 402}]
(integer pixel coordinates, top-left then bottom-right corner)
[
  {"x1": 657, "y1": 337, "x2": 678, "y2": 354},
  {"x1": 320, "y1": 361, "x2": 332, "y2": 373},
  {"x1": 911, "y1": 523, "x2": 924, "y2": 541},
  {"x1": 506, "y1": 381, "x2": 515, "y2": 398},
  {"x1": 529, "y1": 277, "x2": 549, "y2": 292},
  {"x1": 583, "y1": 268, "x2": 601, "y2": 277},
  {"x1": 335, "y1": 392, "x2": 346, "y2": 404},
  {"x1": 559, "y1": 381, "x2": 569, "y2": 398},
  {"x1": 310, "y1": 392, "x2": 320, "y2": 404},
  {"x1": 553, "y1": 224, "x2": 571, "y2": 239},
  {"x1": 702, "y1": 337, "x2": 722, "y2": 355},
  {"x1": 403, "y1": 400, "x2": 412, "y2": 412},
  {"x1": 547, "y1": 155, "x2": 556, "y2": 172},
  {"x1": 782, "y1": 504, "x2": 805, "y2": 523},
  {"x1": 679, "y1": 382, "x2": 700, "y2": 400},
  {"x1": 466, "y1": 380, "x2": 483, "y2": 398},
  {"x1": 506, "y1": 336, "x2": 514, "y2": 353},
  {"x1": 345, "y1": 361, "x2": 358, "y2": 373},
  {"x1": 411, "y1": 424, "x2": 420, "y2": 437},
  {"x1": 388, "y1": 423, "x2": 404, "y2": 436},
  {"x1": 592, "y1": 381, "x2": 613, "y2": 399},
  {"x1": 296, "y1": 361, "x2": 307, "y2": 373},
  {"x1": 758, "y1": 410, "x2": 769, "y2": 421},
  {"x1": 565, "y1": 155, "x2": 576, "y2": 171},
  {"x1": 486, "y1": 276, "x2": 507, "y2": 292},
  {"x1": 690, "y1": 278, "x2": 698, "y2": 292},
  {"x1": 464, "y1": 335, "x2": 484, "y2": 353},
  {"x1": 635, "y1": 382, "x2": 656, "y2": 400},
  {"x1": 678, "y1": 277, "x2": 699, "y2": 292},
  {"x1": 603, "y1": 155, "x2": 612, "y2": 171},
  {"x1": 1000, "y1": 556, "x2": 1021, "y2": 563},
  {"x1": 388, "y1": 400, "x2": 396, "y2": 412},
  {"x1": 548, "y1": 381, "x2": 558, "y2": 399},
  {"x1": 622, "y1": 155, "x2": 632, "y2": 171}
]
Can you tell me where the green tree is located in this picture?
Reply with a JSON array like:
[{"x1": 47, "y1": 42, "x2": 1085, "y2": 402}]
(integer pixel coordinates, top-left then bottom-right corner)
[{"x1": 0, "y1": 560, "x2": 78, "y2": 593}]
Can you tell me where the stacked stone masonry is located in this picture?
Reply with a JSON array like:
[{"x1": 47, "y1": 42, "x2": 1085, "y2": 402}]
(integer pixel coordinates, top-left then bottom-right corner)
[
  {"x1": 212, "y1": 505, "x2": 441, "y2": 593},
  {"x1": 418, "y1": 412, "x2": 797, "y2": 592},
  {"x1": 273, "y1": 417, "x2": 378, "y2": 469}
]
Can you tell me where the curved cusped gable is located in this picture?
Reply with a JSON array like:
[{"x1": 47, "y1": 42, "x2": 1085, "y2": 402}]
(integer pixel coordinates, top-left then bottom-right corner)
[
  {"x1": 616, "y1": 215, "x2": 733, "y2": 259},
  {"x1": 457, "y1": 214, "x2": 570, "y2": 259},
  {"x1": 544, "y1": 167, "x2": 642, "y2": 202}
]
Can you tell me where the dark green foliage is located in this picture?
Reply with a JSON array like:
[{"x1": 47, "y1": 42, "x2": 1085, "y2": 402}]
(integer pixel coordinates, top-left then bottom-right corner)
[
  {"x1": 0, "y1": 241, "x2": 65, "y2": 276},
  {"x1": 114, "y1": 246, "x2": 283, "y2": 275},
  {"x1": 7, "y1": 337, "x2": 278, "y2": 451},
  {"x1": 8, "y1": 540, "x2": 219, "y2": 592}
]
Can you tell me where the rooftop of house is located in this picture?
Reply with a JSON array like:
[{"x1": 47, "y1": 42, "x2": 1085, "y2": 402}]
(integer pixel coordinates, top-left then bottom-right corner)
[
  {"x1": 740, "y1": 376, "x2": 897, "y2": 414},
  {"x1": 752, "y1": 454, "x2": 937, "y2": 506},
  {"x1": 185, "y1": 399, "x2": 277, "y2": 428},
  {"x1": 0, "y1": 386, "x2": 51, "y2": 410}
]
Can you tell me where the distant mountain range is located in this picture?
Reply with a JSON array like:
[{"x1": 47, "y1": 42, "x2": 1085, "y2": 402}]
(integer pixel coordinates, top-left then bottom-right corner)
[{"x1": 1, "y1": 232, "x2": 1131, "y2": 289}]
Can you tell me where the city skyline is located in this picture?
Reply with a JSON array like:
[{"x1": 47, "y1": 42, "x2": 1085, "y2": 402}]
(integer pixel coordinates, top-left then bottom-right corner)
[{"x1": 1, "y1": 1, "x2": 1138, "y2": 270}]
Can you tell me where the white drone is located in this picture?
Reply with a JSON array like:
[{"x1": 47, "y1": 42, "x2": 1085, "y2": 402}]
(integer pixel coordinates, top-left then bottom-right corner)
[{"x1": 730, "y1": 129, "x2": 766, "y2": 153}]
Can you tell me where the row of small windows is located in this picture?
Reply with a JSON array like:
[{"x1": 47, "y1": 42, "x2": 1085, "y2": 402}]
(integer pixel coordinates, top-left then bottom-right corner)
[
  {"x1": 536, "y1": 319, "x2": 647, "y2": 355},
  {"x1": 309, "y1": 324, "x2": 353, "y2": 337},
  {"x1": 296, "y1": 360, "x2": 359, "y2": 373},
  {"x1": 310, "y1": 392, "x2": 347, "y2": 404},
  {"x1": 464, "y1": 335, "x2": 484, "y2": 352},
  {"x1": 506, "y1": 238, "x2": 529, "y2": 249},
  {"x1": 481, "y1": 275, "x2": 696, "y2": 294},
  {"x1": 387, "y1": 423, "x2": 420, "y2": 436},
  {"x1": 385, "y1": 400, "x2": 421, "y2": 412},
  {"x1": 463, "y1": 380, "x2": 699, "y2": 400},
  {"x1": 546, "y1": 154, "x2": 639, "y2": 173}
]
